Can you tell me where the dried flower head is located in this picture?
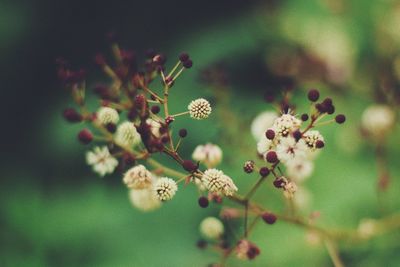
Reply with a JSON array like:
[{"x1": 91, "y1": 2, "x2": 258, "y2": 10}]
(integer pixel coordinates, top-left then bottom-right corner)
[
  {"x1": 86, "y1": 146, "x2": 118, "y2": 177},
  {"x1": 188, "y1": 98, "x2": 212, "y2": 120},
  {"x1": 153, "y1": 177, "x2": 178, "y2": 201},
  {"x1": 199, "y1": 217, "x2": 224, "y2": 239},
  {"x1": 202, "y1": 169, "x2": 238, "y2": 196},
  {"x1": 123, "y1": 164, "x2": 153, "y2": 189},
  {"x1": 97, "y1": 106, "x2": 119, "y2": 125},
  {"x1": 192, "y1": 143, "x2": 223, "y2": 168},
  {"x1": 115, "y1": 121, "x2": 141, "y2": 147},
  {"x1": 129, "y1": 188, "x2": 161, "y2": 212}
]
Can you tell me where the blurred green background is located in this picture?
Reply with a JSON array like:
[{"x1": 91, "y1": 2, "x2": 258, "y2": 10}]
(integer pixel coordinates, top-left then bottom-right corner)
[{"x1": 1, "y1": 0, "x2": 400, "y2": 266}]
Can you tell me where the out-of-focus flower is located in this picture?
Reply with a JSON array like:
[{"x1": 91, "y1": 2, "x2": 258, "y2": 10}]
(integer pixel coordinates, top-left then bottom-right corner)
[
  {"x1": 86, "y1": 146, "x2": 118, "y2": 177},
  {"x1": 146, "y1": 118, "x2": 162, "y2": 137},
  {"x1": 129, "y1": 188, "x2": 161, "y2": 212},
  {"x1": 97, "y1": 106, "x2": 119, "y2": 125},
  {"x1": 188, "y1": 98, "x2": 212, "y2": 120},
  {"x1": 115, "y1": 121, "x2": 141, "y2": 147},
  {"x1": 357, "y1": 219, "x2": 378, "y2": 239},
  {"x1": 276, "y1": 137, "x2": 308, "y2": 164},
  {"x1": 123, "y1": 164, "x2": 153, "y2": 189},
  {"x1": 361, "y1": 105, "x2": 395, "y2": 138},
  {"x1": 199, "y1": 217, "x2": 224, "y2": 239},
  {"x1": 153, "y1": 177, "x2": 178, "y2": 201},
  {"x1": 250, "y1": 111, "x2": 278, "y2": 141},
  {"x1": 283, "y1": 180, "x2": 298, "y2": 199},
  {"x1": 257, "y1": 136, "x2": 276, "y2": 156},
  {"x1": 235, "y1": 240, "x2": 260, "y2": 260},
  {"x1": 192, "y1": 143, "x2": 223, "y2": 168},
  {"x1": 286, "y1": 159, "x2": 314, "y2": 182},
  {"x1": 202, "y1": 169, "x2": 238, "y2": 196}
]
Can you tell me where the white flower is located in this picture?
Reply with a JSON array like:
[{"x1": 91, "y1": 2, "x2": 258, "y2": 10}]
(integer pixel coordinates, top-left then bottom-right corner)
[
  {"x1": 192, "y1": 143, "x2": 223, "y2": 168},
  {"x1": 199, "y1": 217, "x2": 224, "y2": 239},
  {"x1": 153, "y1": 177, "x2": 178, "y2": 201},
  {"x1": 276, "y1": 137, "x2": 308, "y2": 164},
  {"x1": 283, "y1": 180, "x2": 297, "y2": 199},
  {"x1": 129, "y1": 188, "x2": 161, "y2": 212},
  {"x1": 250, "y1": 111, "x2": 278, "y2": 141},
  {"x1": 273, "y1": 114, "x2": 302, "y2": 137},
  {"x1": 97, "y1": 107, "x2": 119, "y2": 125},
  {"x1": 361, "y1": 105, "x2": 395, "y2": 137},
  {"x1": 188, "y1": 98, "x2": 212, "y2": 120},
  {"x1": 256, "y1": 136, "x2": 276, "y2": 155},
  {"x1": 146, "y1": 118, "x2": 162, "y2": 138},
  {"x1": 303, "y1": 130, "x2": 324, "y2": 150},
  {"x1": 86, "y1": 146, "x2": 118, "y2": 177},
  {"x1": 286, "y1": 159, "x2": 314, "y2": 182},
  {"x1": 123, "y1": 164, "x2": 153, "y2": 189},
  {"x1": 115, "y1": 121, "x2": 141, "y2": 147},
  {"x1": 202, "y1": 169, "x2": 238, "y2": 196}
]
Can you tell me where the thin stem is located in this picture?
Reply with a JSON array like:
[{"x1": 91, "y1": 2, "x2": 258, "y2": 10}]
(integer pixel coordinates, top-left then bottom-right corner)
[
  {"x1": 167, "y1": 61, "x2": 181, "y2": 78},
  {"x1": 171, "y1": 111, "x2": 190, "y2": 117},
  {"x1": 324, "y1": 239, "x2": 345, "y2": 267}
]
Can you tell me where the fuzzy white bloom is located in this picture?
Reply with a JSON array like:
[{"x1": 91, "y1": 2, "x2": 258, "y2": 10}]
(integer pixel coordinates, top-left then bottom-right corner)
[
  {"x1": 86, "y1": 146, "x2": 118, "y2": 177},
  {"x1": 292, "y1": 186, "x2": 312, "y2": 210},
  {"x1": 115, "y1": 121, "x2": 141, "y2": 147},
  {"x1": 283, "y1": 180, "x2": 298, "y2": 199},
  {"x1": 146, "y1": 118, "x2": 162, "y2": 138},
  {"x1": 129, "y1": 188, "x2": 161, "y2": 212},
  {"x1": 286, "y1": 159, "x2": 314, "y2": 182},
  {"x1": 303, "y1": 130, "x2": 324, "y2": 150},
  {"x1": 276, "y1": 137, "x2": 308, "y2": 164},
  {"x1": 188, "y1": 98, "x2": 212, "y2": 120},
  {"x1": 192, "y1": 143, "x2": 223, "y2": 168},
  {"x1": 251, "y1": 111, "x2": 278, "y2": 141},
  {"x1": 361, "y1": 105, "x2": 396, "y2": 137},
  {"x1": 202, "y1": 169, "x2": 238, "y2": 196},
  {"x1": 256, "y1": 136, "x2": 276, "y2": 156},
  {"x1": 200, "y1": 217, "x2": 224, "y2": 239},
  {"x1": 123, "y1": 164, "x2": 153, "y2": 189},
  {"x1": 273, "y1": 114, "x2": 302, "y2": 137},
  {"x1": 97, "y1": 107, "x2": 119, "y2": 125},
  {"x1": 357, "y1": 219, "x2": 378, "y2": 239},
  {"x1": 153, "y1": 177, "x2": 178, "y2": 201}
]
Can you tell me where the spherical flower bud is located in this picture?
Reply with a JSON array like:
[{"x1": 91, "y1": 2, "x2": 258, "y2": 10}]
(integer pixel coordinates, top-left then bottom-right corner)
[
  {"x1": 192, "y1": 143, "x2": 223, "y2": 168},
  {"x1": 293, "y1": 130, "x2": 302, "y2": 141},
  {"x1": 262, "y1": 212, "x2": 277, "y2": 224},
  {"x1": 63, "y1": 108, "x2": 82, "y2": 123},
  {"x1": 259, "y1": 167, "x2": 270, "y2": 177},
  {"x1": 251, "y1": 111, "x2": 278, "y2": 141},
  {"x1": 115, "y1": 121, "x2": 141, "y2": 147},
  {"x1": 183, "y1": 59, "x2": 193, "y2": 68},
  {"x1": 151, "y1": 105, "x2": 160, "y2": 114},
  {"x1": 123, "y1": 164, "x2": 153, "y2": 189},
  {"x1": 198, "y1": 196, "x2": 209, "y2": 208},
  {"x1": 199, "y1": 217, "x2": 224, "y2": 239},
  {"x1": 153, "y1": 177, "x2": 178, "y2": 201},
  {"x1": 188, "y1": 98, "x2": 212, "y2": 120},
  {"x1": 235, "y1": 240, "x2": 260, "y2": 260},
  {"x1": 361, "y1": 105, "x2": 395, "y2": 137},
  {"x1": 134, "y1": 94, "x2": 146, "y2": 107},
  {"x1": 78, "y1": 129, "x2": 93, "y2": 144},
  {"x1": 243, "y1": 160, "x2": 255, "y2": 174},
  {"x1": 202, "y1": 169, "x2": 238, "y2": 196},
  {"x1": 97, "y1": 106, "x2": 119, "y2": 125},
  {"x1": 307, "y1": 89, "x2": 320, "y2": 102},
  {"x1": 266, "y1": 151, "x2": 278, "y2": 163},
  {"x1": 315, "y1": 140, "x2": 325, "y2": 148},
  {"x1": 301, "y1": 114, "x2": 309, "y2": 121},
  {"x1": 178, "y1": 128, "x2": 188, "y2": 138},
  {"x1": 273, "y1": 176, "x2": 287, "y2": 188},
  {"x1": 179, "y1": 52, "x2": 190, "y2": 62},
  {"x1": 265, "y1": 129, "x2": 275, "y2": 140},
  {"x1": 335, "y1": 114, "x2": 346, "y2": 124},
  {"x1": 86, "y1": 146, "x2": 118, "y2": 176},
  {"x1": 182, "y1": 160, "x2": 198, "y2": 172},
  {"x1": 129, "y1": 188, "x2": 161, "y2": 212}
]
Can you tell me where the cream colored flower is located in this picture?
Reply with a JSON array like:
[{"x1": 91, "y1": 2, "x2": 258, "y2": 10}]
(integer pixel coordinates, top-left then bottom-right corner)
[
  {"x1": 199, "y1": 217, "x2": 224, "y2": 239},
  {"x1": 286, "y1": 159, "x2": 314, "y2": 182},
  {"x1": 146, "y1": 118, "x2": 162, "y2": 138},
  {"x1": 97, "y1": 107, "x2": 119, "y2": 125},
  {"x1": 153, "y1": 177, "x2": 178, "y2": 201},
  {"x1": 283, "y1": 180, "x2": 298, "y2": 199},
  {"x1": 303, "y1": 130, "x2": 324, "y2": 150},
  {"x1": 192, "y1": 143, "x2": 223, "y2": 168},
  {"x1": 188, "y1": 98, "x2": 212, "y2": 119},
  {"x1": 115, "y1": 121, "x2": 141, "y2": 147},
  {"x1": 276, "y1": 137, "x2": 308, "y2": 164},
  {"x1": 250, "y1": 111, "x2": 278, "y2": 141},
  {"x1": 361, "y1": 105, "x2": 395, "y2": 137},
  {"x1": 273, "y1": 114, "x2": 302, "y2": 137},
  {"x1": 86, "y1": 146, "x2": 118, "y2": 177},
  {"x1": 129, "y1": 188, "x2": 161, "y2": 212},
  {"x1": 123, "y1": 164, "x2": 153, "y2": 189},
  {"x1": 202, "y1": 169, "x2": 238, "y2": 196},
  {"x1": 256, "y1": 135, "x2": 277, "y2": 156}
]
